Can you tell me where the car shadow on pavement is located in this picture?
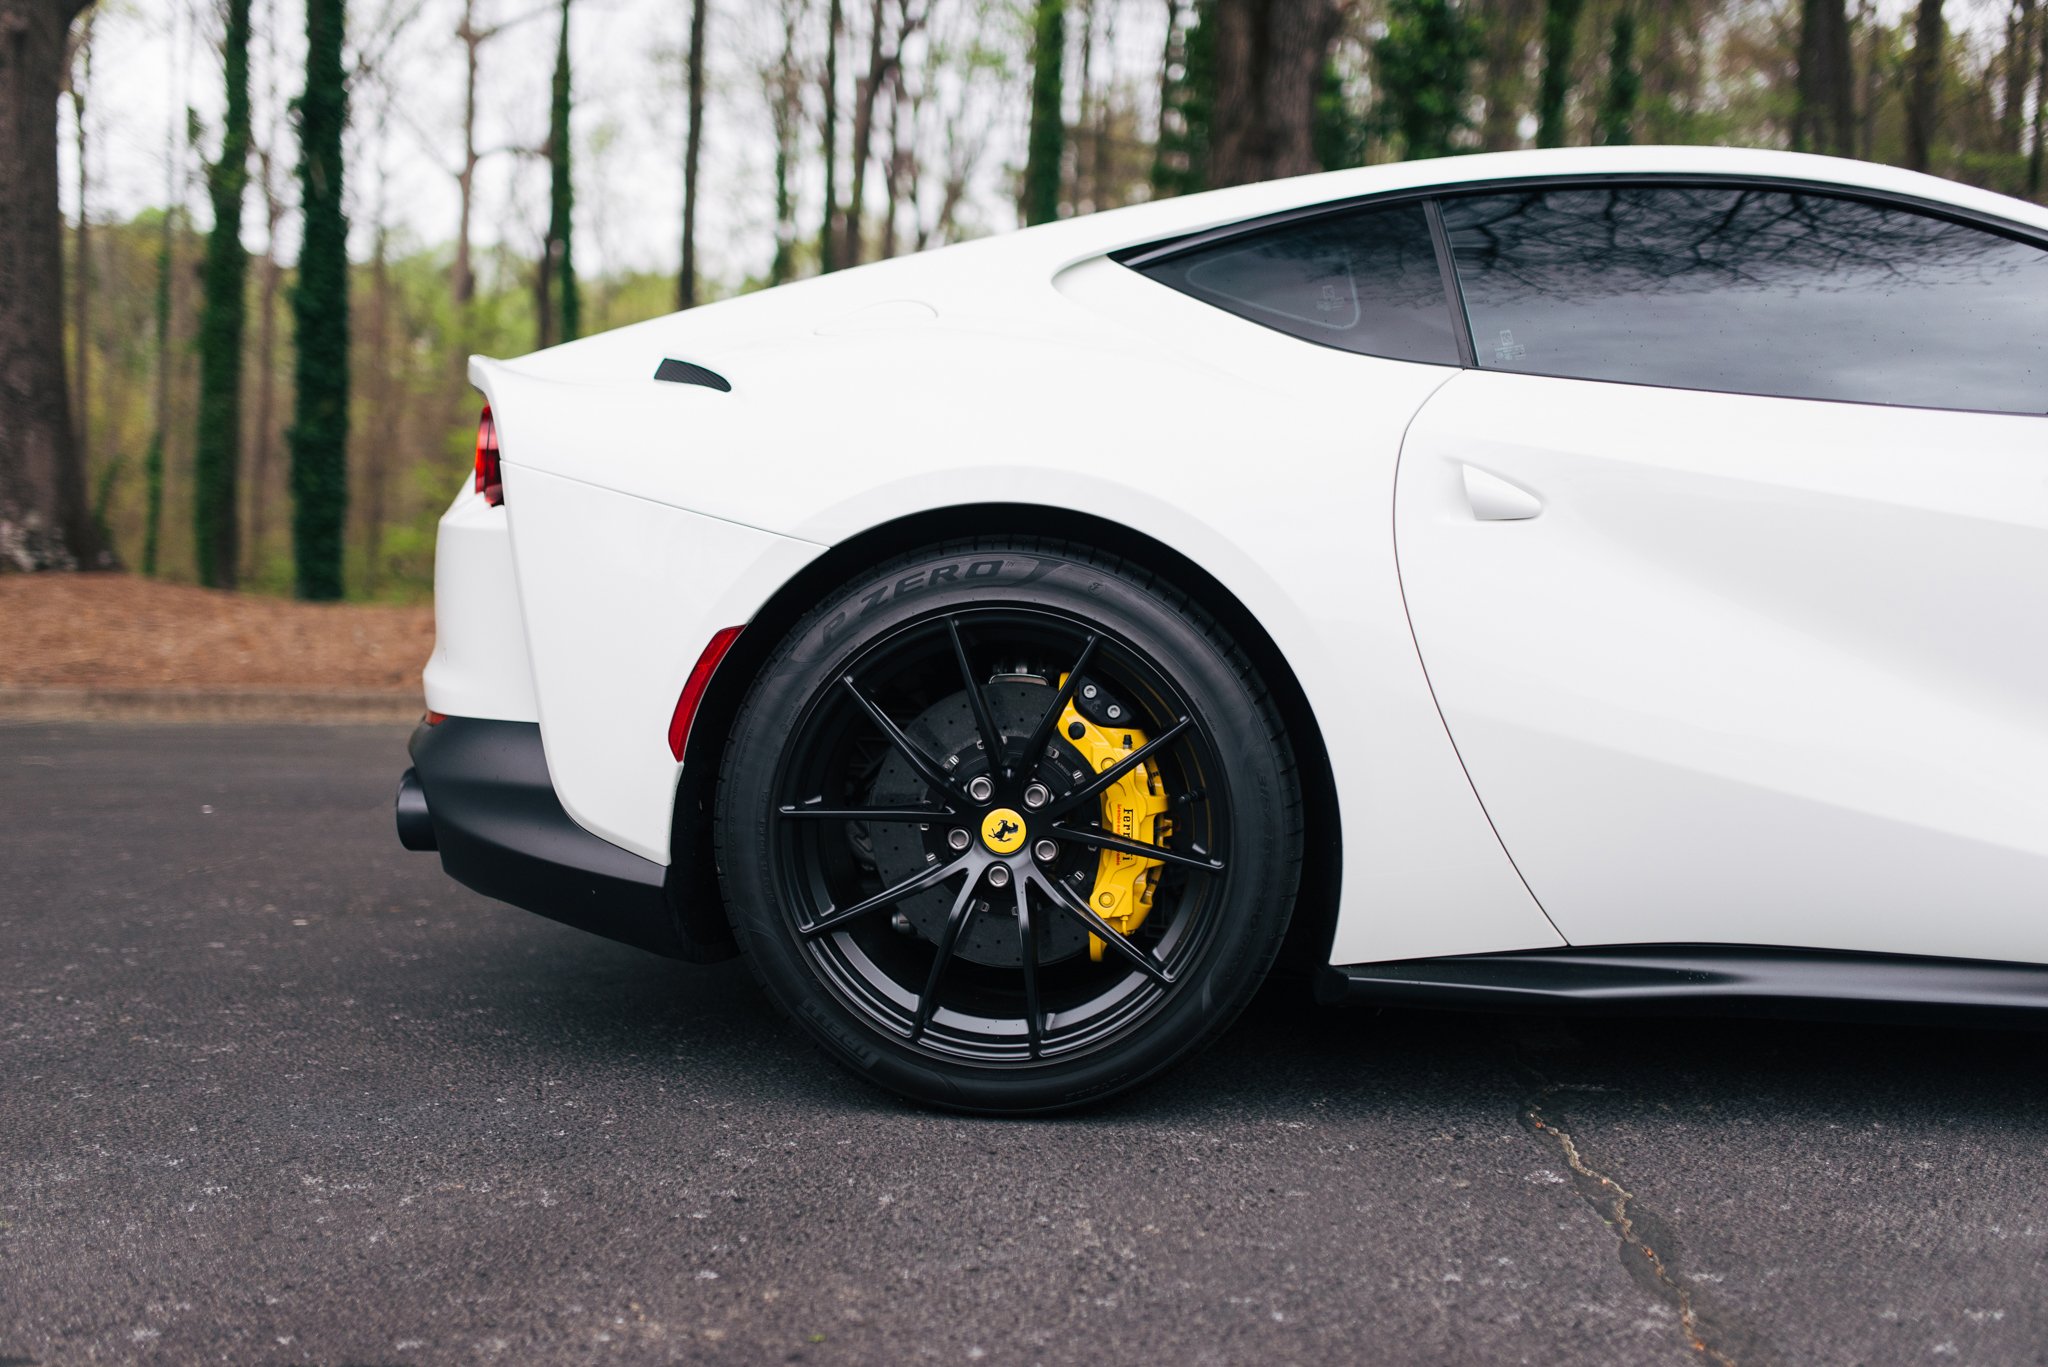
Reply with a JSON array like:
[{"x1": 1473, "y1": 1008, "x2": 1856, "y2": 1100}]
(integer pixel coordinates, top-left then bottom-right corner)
[{"x1": 498, "y1": 929, "x2": 2048, "y2": 1135}]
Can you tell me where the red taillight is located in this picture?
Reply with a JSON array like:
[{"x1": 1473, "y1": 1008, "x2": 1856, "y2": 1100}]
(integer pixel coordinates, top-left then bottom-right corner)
[
  {"x1": 667, "y1": 626, "x2": 744, "y2": 762},
  {"x1": 473, "y1": 405, "x2": 503, "y2": 506}
]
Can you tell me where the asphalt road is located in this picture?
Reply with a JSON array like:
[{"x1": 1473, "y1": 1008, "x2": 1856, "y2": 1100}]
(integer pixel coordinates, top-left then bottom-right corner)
[{"x1": 5, "y1": 722, "x2": 2048, "y2": 1366}]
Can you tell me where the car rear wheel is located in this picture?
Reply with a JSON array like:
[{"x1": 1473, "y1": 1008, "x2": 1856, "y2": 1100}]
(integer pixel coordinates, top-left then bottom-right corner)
[{"x1": 714, "y1": 540, "x2": 1303, "y2": 1113}]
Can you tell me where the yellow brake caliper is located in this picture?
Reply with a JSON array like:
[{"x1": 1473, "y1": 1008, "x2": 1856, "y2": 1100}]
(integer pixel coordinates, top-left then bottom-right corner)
[{"x1": 1056, "y1": 681, "x2": 1172, "y2": 961}]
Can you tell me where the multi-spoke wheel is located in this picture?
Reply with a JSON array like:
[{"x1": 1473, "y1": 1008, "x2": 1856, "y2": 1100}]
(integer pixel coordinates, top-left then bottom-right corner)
[{"x1": 715, "y1": 541, "x2": 1303, "y2": 1113}]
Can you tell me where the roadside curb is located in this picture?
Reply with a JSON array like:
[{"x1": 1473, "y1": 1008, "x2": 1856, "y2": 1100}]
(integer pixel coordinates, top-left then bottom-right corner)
[{"x1": 0, "y1": 686, "x2": 424, "y2": 725}]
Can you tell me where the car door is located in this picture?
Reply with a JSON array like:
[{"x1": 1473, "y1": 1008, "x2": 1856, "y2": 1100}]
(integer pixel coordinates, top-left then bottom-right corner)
[{"x1": 1394, "y1": 180, "x2": 2048, "y2": 964}]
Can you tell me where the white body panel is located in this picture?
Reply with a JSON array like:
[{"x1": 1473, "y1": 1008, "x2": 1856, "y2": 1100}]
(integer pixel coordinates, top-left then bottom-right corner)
[
  {"x1": 1397, "y1": 371, "x2": 2048, "y2": 963},
  {"x1": 498, "y1": 467, "x2": 823, "y2": 864},
  {"x1": 426, "y1": 145, "x2": 2048, "y2": 967},
  {"x1": 422, "y1": 485, "x2": 539, "y2": 724}
]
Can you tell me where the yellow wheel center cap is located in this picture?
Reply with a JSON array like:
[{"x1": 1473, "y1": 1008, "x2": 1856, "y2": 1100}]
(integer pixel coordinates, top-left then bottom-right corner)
[{"x1": 980, "y1": 808, "x2": 1028, "y2": 855}]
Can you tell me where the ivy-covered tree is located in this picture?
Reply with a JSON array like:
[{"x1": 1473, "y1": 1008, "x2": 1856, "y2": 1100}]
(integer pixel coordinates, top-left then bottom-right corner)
[
  {"x1": 1598, "y1": 8, "x2": 1641, "y2": 145},
  {"x1": 1374, "y1": 0, "x2": 1481, "y2": 160},
  {"x1": 679, "y1": 0, "x2": 707, "y2": 308},
  {"x1": 1022, "y1": 0, "x2": 1064, "y2": 224},
  {"x1": 193, "y1": 0, "x2": 252, "y2": 588},
  {"x1": 539, "y1": 0, "x2": 579, "y2": 343},
  {"x1": 1536, "y1": 0, "x2": 1585, "y2": 147},
  {"x1": 288, "y1": 0, "x2": 350, "y2": 600}
]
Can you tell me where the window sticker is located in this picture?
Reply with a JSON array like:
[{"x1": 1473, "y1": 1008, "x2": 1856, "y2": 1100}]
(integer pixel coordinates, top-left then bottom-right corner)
[{"x1": 1183, "y1": 246, "x2": 1362, "y2": 332}]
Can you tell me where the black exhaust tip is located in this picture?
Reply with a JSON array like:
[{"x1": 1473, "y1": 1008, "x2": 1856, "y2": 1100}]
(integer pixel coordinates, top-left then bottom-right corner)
[{"x1": 395, "y1": 768, "x2": 437, "y2": 851}]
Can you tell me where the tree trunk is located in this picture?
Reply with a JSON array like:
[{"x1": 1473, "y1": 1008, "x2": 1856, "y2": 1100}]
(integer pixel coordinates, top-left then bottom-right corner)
[
  {"x1": 193, "y1": 0, "x2": 251, "y2": 588},
  {"x1": 2002, "y1": 0, "x2": 2036, "y2": 155},
  {"x1": 843, "y1": 0, "x2": 887, "y2": 265},
  {"x1": 1151, "y1": 0, "x2": 1182, "y2": 187},
  {"x1": 2032, "y1": 4, "x2": 2048, "y2": 196},
  {"x1": 65, "y1": 6, "x2": 85, "y2": 468},
  {"x1": 1093, "y1": 0, "x2": 1115, "y2": 208},
  {"x1": 1208, "y1": 0, "x2": 1337, "y2": 187},
  {"x1": 245, "y1": 140, "x2": 283, "y2": 581},
  {"x1": 455, "y1": 0, "x2": 481, "y2": 306},
  {"x1": 1794, "y1": 0, "x2": 1855, "y2": 155},
  {"x1": 1904, "y1": 0, "x2": 1944, "y2": 172},
  {"x1": 768, "y1": 0, "x2": 801, "y2": 284},
  {"x1": 1075, "y1": 0, "x2": 1093, "y2": 212},
  {"x1": 1536, "y1": 0, "x2": 1584, "y2": 148},
  {"x1": 880, "y1": 65, "x2": 902, "y2": 257},
  {"x1": 678, "y1": 0, "x2": 705, "y2": 308},
  {"x1": 1023, "y1": 0, "x2": 1065, "y2": 219},
  {"x1": 362, "y1": 223, "x2": 389, "y2": 591},
  {"x1": 1477, "y1": 0, "x2": 1531, "y2": 150},
  {"x1": 820, "y1": 0, "x2": 841, "y2": 271},
  {"x1": 288, "y1": 0, "x2": 349, "y2": 601},
  {"x1": 142, "y1": 208, "x2": 171, "y2": 577},
  {"x1": 544, "y1": 0, "x2": 577, "y2": 344},
  {"x1": 0, "y1": 0, "x2": 106, "y2": 571}
]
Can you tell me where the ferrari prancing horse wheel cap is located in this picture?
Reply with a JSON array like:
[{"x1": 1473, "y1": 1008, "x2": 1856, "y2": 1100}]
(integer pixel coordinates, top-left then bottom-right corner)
[{"x1": 980, "y1": 808, "x2": 1028, "y2": 854}]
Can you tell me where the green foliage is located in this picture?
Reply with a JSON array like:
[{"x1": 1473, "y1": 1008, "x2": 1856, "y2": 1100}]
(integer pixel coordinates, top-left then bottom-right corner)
[
  {"x1": 1537, "y1": 0, "x2": 1586, "y2": 147},
  {"x1": 289, "y1": 0, "x2": 351, "y2": 601},
  {"x1": 1022, "y1": 0, "x2": 1065, "y2": 225},
  {"x1": 1598, "y1": 8, "x2": 1641, "y2": 146},
  {"x1": 1314, "y1": 59, "x2": 1369, "y2": 171},
  {"x1": 1375, "y1": 0, "x2": 1482, "y2": 160},
  {"x1": 548, "y1": 0, "x2": 580, "y2": 342},
  {"x1": 193, "y1": 0, "x2": 253, "y2": 588},
  {"x1": 1152, "y1": 0, "x2": 1214, "y2": 197}
]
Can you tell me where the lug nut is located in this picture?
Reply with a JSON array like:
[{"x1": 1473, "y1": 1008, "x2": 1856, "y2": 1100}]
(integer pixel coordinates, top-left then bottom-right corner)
[
  {"x1": 1023, "y1": 783, "x2": 1050, "y2": 809},
  {"x1": 967, "y1": 775, "x2": 995, "y2": 802},
  {"x1": 891, "y1": 912, "x2": 914, "y2": 934},
  {"x1": 986, "y1": 865, "x2": 1011, "y2": 888},
  {"x1": 947, "y1": 828, "x2": 971, "y2": 851},
  {"x1": 1033, "y1": 839, "x2": 1058, "y2": 863}
]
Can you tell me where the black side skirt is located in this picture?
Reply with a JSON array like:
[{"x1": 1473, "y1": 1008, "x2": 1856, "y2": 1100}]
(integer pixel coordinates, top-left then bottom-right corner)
[
  {"x1": 1320, "y1": 945, "x2": 2048, "y2": 1025},
  {"x1": 402, "y1": 716, "x2": 735, "y2": 962}
]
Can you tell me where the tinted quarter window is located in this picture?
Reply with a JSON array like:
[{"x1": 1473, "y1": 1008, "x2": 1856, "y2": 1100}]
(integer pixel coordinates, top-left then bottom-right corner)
[
  {"x1": 1137, "y1": 203, "x2": 1461, "y2": 365},
  {"x1": 1441, "y1": 186, "x2": 2048, "y2": 413}
]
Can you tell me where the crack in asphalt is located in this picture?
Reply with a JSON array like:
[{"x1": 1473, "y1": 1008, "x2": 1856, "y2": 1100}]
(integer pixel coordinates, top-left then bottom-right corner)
[{"x1": 1513, "y1": 1036, "x2": 1760, "y2": 1367}]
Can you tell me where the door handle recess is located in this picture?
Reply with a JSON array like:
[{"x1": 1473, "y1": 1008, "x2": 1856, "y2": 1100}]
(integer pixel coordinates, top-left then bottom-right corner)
[{"x1": 1461, "y1": 464, "x2": 1542, "y2": 521}]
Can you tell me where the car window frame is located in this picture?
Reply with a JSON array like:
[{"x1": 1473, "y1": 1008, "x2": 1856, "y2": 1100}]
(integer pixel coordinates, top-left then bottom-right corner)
[{"x1": 1116, "y1": 173, "x2": 2048, "y2": 416}]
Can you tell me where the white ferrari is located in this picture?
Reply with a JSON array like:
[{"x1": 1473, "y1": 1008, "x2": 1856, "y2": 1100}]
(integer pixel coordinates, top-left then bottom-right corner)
[{"x1": 395, "y1": 146, "x2": 2048, "y2": 1113}]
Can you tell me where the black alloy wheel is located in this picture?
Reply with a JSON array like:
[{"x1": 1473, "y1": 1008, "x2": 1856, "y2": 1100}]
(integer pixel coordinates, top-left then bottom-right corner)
[{"x1": 714, "y1": 540, "x2": 1304, "y2": 1113}]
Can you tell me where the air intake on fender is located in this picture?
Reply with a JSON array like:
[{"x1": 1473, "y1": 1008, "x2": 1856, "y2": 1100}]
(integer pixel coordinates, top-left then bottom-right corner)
[{"x1": 654, "y1": 358, "x2": 732, "y2": 392}]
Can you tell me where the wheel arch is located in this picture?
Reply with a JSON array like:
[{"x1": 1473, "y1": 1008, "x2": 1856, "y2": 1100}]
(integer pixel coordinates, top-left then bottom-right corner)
[{"x1": 669, "y1": 503, "x2": 1341, "y2": 975}]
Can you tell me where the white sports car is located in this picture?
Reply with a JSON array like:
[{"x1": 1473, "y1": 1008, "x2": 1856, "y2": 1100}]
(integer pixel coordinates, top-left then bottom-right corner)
[{"x1": 396, "y1": 146, "x2": 2048, "y2": 1113}]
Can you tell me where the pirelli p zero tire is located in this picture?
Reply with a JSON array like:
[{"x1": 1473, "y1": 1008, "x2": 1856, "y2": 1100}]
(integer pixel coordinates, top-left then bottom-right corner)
[{"x1": 714, "y1": 540, "x2": 1305, "y2": 1114}]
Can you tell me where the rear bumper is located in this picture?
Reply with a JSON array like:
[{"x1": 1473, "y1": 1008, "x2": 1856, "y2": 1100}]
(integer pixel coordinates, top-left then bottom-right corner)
[{"x1": 397, "y1": 716, "x2": 734, "y2": 962}]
